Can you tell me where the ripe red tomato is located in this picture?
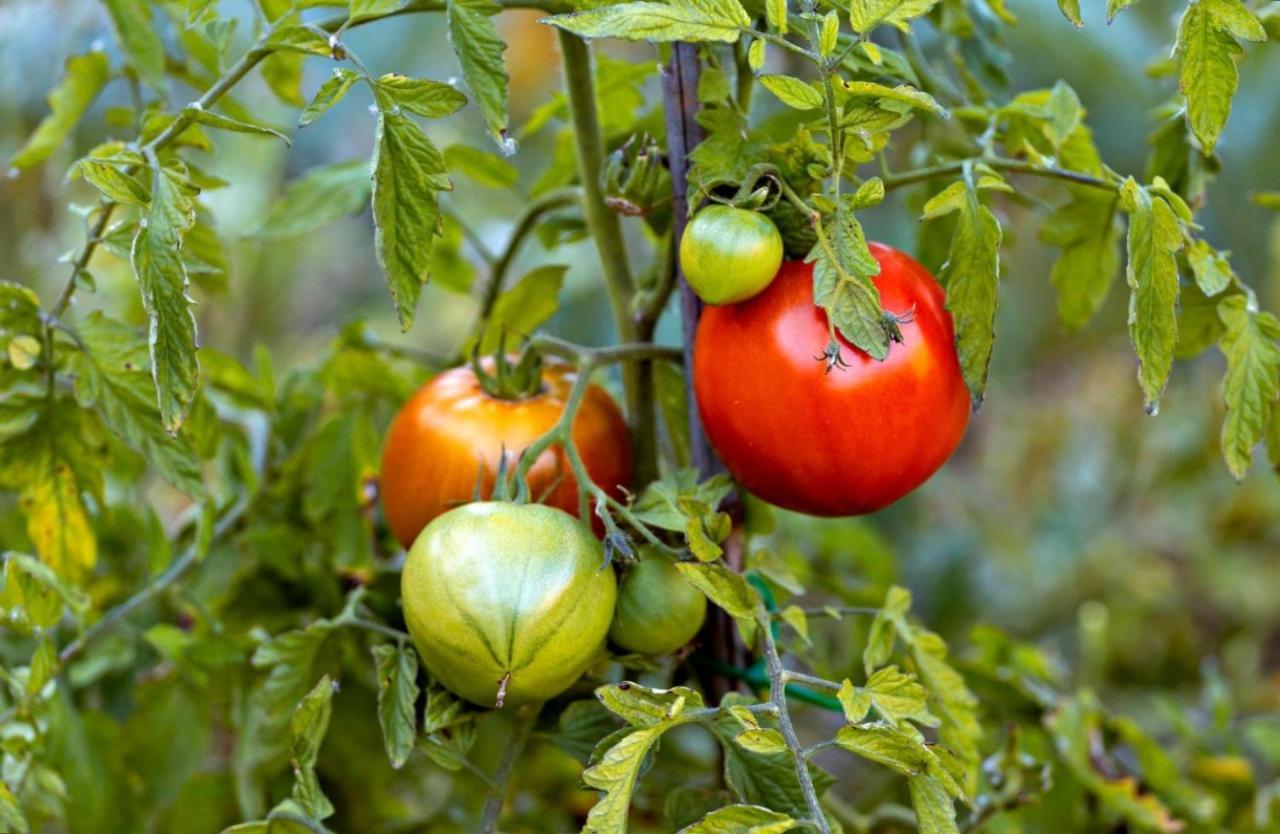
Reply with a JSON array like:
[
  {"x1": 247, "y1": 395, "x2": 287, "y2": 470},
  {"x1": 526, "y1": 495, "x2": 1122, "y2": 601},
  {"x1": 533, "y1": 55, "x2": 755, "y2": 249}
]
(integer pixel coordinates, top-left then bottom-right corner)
[
  {"x1": 692, "y1": 244, "x2": 970, "y2": 516},
  {"x1": 380, "y1": 362, "x2": 632, "y2": 548}
]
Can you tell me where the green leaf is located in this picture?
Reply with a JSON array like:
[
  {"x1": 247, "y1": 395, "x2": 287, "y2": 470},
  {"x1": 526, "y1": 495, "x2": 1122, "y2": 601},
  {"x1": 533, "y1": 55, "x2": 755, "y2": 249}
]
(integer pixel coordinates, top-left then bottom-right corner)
[
  {"x1": 372, "y1": 643, "x2": 419, "y2": 769},
  {"x1": 1216, "y1": 296, "x2": 1280, "y2": 480},
  {"x1": 0, "y1": 399, "x2": 100, "y2": 581},
  {"x1": 1186, "y1": 239, "x2": 1234, "y2": 297},
  {"x1": 807, "y1": 204, "x2": 891, "y2": 360},
  {"x1": 102, "y1": 0, "x2": 168, "y2": 90},
  {"x1": 550, "y1": 700, "x2": 622, "y2": 763},
  {"x1": 264, "y1": 24, "x2": 333, "y2": 56},
  {"x1": 835, "y1": 723, "x2": 934, "y2": 775},
  {"x1": 677, "y1": 805, "x2": 798, "y2": 833},
  {"x1": 9, "y1": 52, "x2": 110, "y2": 170},
  {"x1": 765, "y1": 0, "x2": 787, "y2": 33},
  {"x1": 0, "y1": 779, "x2": 26, "y2": 834},
  {"x1": 839, "y1": 81, "x2": 947, "y2": 117},
  {"x1": 477, "y1": 265, "x2": 566, "y2": 354},
  {"x1": 908, "y1": 773, "x2": 960, "y2": 834},
  {"x1": 1106, "y1": 0, "x2": 1139, "y2": 22},
  {"x1": 597, "y1": 683, "x2": 705, "y2": 726},
  {"x1": 375, "y1": 74, "x2": 469, "y2": 119},
  {"x1": 675, "y1": 562, "x2": 758, "y2": 645},
  {"x1": 1119, "y1": 179, "x2": 1182, "y2": 413},
  {"x1": 74, "y1": 159, "x2": 151, "y2": 206},
  {"x1": 131, "y1": 164, "x2": 201, "y2": 433},
  {"x1": 1057, "y1": 0, "x2": 1082, "y2": 27},
  {"x1": 0, "y1": 553, "x2": 90, "y2": 632},
  {"x1": 923, "y1": 174, "x2": 1002, "y2": 408},
  {"x1": 299, "y1": 69, "x2": 360, "y2": 127},
  {"x1": 256, "y1": 159, "x2": 372, "y2": 239},
  {"x1": 289, "y1": 676, "x2": 336, "y2": 820},
  {"x1": 819, "y1": 11, "x2": 839, "y2": 56},
  {"x1": 444, "y1": 144, "x2": 519, "y2": 188},
  {"x1": 349, "y1": 0, "x2": 408, "y2": 23},
  {"x1": 758, "y1": 75, "x2": 823, "y2": 110},
  {"x1": 1175, "y1": 0, "x2": 1265, "y2": 154},
  {"x1": 447, "y1": 0, "x2": 511, "y2": 146},
  {"x1": 748, "y1": 39, "x2": 766, "y2": 71},
  {"x1": 187, "y1": 109, "x2": 291, "y2": 144},
  {"x1": 734, "y1": 729, "x2": 789, "y2": 755},
  {"x1": 1040, "y1": 189, "x2": 1122, "y2": 330},
  {"x1": 544, "y1": 0, "x2": 751, "y2": 43},
  {"x1": 251, "y1": 620, "x2": 338, "y2": 717},
  {"x1": 848, "y1": 0, "x2": 940, "y2": 34},
  {"x1": 371, "y1": 106, "x2": 451, "y2": 330},
  {"x1": 710, "y1": 698, "x2": 837, "y2": 819},
  {"x1": 66, "y1": 313, "x2": 204, "y2": 496},
  {"x1": 839, "y1": 666, "x2": 938, "y2": 728},
  {"x1": 583, "y1": 711, "x2": 694, "y2": 833}
]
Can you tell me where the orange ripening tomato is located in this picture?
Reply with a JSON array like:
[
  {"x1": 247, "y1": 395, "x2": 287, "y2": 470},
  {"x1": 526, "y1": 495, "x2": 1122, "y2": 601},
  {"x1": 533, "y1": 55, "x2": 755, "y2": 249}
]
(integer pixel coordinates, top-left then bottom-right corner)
[
  {"x1": 692, "y1": 243, "x2": 970, "y2": 517},
  {"x1": 379, "y1": 362, "x2": 632, "y2": 548}
]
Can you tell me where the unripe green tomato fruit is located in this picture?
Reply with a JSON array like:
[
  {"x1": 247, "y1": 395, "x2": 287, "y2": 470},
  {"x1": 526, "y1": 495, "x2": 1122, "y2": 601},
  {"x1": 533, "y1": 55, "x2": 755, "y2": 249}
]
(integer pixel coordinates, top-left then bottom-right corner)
[
  {"x1": 679, "y1": 205, "x2": 784, "y2": 305},
  {"x1": 401, "y1": 502, "x2": 616, "y2": 708},
  {"x1": 608, "y1": 550, "x2": 707, "y2": 656}
]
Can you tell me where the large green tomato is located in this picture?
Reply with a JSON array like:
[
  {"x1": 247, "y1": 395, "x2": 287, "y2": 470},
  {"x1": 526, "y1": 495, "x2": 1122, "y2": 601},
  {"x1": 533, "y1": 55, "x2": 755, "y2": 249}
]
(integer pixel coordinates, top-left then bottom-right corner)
[
  {"x1": 679, "y1": 205, "x2": 784, "y2": 305},
  {"x1": 401, "y1": 502, "x2": 616, "y2": 707},
  {"x1": 608, "y1": 549, "x2": 707, "y2": 656}
]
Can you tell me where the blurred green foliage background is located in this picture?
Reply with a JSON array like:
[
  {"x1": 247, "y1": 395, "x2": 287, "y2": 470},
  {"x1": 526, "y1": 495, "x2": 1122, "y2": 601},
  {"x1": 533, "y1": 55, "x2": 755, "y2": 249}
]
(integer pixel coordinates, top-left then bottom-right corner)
[{"x1": 2, "y1": 0, "x2": 1279, "y2": 830}]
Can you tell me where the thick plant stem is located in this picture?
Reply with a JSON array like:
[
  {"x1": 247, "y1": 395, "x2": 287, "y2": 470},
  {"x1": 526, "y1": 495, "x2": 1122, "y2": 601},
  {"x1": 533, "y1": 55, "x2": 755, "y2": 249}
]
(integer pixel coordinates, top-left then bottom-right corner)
[
  {"x1": 760, "y1": 611, "x2": 832, "y2": 834},
  {"x1": 661, "y1": 40, "x2": 745, "y2": 702},
  {"x1": 479, "y1": 704, "x2": 539, "y2": 833},
  {"x1": 557, "y1": 32, "x2": 656, "y2": 480}
]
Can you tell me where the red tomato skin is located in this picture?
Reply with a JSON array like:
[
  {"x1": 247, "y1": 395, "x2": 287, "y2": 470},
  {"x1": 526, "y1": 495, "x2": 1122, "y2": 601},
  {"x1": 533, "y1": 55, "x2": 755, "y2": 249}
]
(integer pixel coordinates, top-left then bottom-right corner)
[
  {"x1": 380, "y1": 363, "x2": 632, "y2": 548},
  {"x1": 692, "y1": 244, "x2": 970, "y2": 517}
]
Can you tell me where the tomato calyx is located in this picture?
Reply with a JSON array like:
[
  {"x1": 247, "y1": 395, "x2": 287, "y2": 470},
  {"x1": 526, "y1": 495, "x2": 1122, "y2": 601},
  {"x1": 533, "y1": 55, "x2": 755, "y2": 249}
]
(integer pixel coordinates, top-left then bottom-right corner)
[{"x1": 471, "y1": 335, "x2": 546, "y2": 401}]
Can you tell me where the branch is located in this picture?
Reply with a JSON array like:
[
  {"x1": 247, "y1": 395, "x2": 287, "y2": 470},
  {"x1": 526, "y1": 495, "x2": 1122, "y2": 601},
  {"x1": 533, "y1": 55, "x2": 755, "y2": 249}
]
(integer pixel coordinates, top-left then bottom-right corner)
[
  {"x1": 758, "y1": 609, "x2": 833, "y2": 834},
  {"x1": 475, "y1": 186, "x2": 582, "y2": 331},
  {"x1": 480, "y1": 704, "x2": 539, "y2": 832},
  {"x1": 882, "y1": 156, "x2": 1117, "y2": 193},
  {"x1": 58, "y1": 496, "x2": 250, "y2": 665}
]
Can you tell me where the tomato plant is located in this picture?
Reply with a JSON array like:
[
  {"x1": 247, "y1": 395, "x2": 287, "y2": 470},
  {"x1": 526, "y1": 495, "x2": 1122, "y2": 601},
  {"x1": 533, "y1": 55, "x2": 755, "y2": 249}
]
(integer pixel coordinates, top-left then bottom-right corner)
[
  {"x1": 380, "y1": 360, "x2": 632, "y2": 546},
  {"x1": 2, "y1": 0, "x2": 1279, "y2": 833},
  {"x1": 694, "y1": 247, "x2": 970, "y2": 516},
  {"x1": 679, "y1": 205, "x2": 784, "y2": 304}
]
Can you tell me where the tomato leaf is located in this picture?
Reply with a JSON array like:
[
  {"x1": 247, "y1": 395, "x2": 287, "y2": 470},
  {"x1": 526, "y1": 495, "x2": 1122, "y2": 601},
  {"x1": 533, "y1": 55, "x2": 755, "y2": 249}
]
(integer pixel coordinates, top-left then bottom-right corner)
[
  {"x1": 676, "y1": 804, "x2": 797, "y2": 834},
  {"x1": 848, "y1": 0, "x2": 940, "y2": 35},
  {"x1": 1119, "y1": 179, "x2": 1183, "y2": 414},
  {"x1": 1040, "y1": 189, "x2": 1122, "y2": 331},
  {"x1": 923, "y1": 172, "x2": 1002, "y2": 408},
  {"x1": 372, "y1": 643, "x2": 419, "y2": 769},
  {"x1": 446, "y1": 0, "x2": 511, "y2": 147},
  {"x1": 375, "y1": 74, "x2": 469, "y2": 119},
  {"x1": 290, "y1": 676, "x2": 337, "y2": 821},
  {"x1": 66, "y1": 313, "x2": 205, "y2": 497},
  {"x1": 1216, "y1": 295, "x2": 1280, "y2": 480},
  {"x1": 255, "y1": 159, "x2": 372, "y2": 239},
  {"x1": 1175, "y1": 0, "x2": 1265, "y2": 154},
  {"x1": 299, "y1": 69, "x2": 360, "y2": 128},
  {"x1": 544, "y1": 0, "x2": 751, "y2": 44},
  {"x1": 370, "y1": 102, "x2": 451, "y2": 330},
  {"x1": 102, "y1": 0, "x2": 168, "y2": 91},
  {"x1": 9, "y1": 52, "x2": 110, "y2": 170}
]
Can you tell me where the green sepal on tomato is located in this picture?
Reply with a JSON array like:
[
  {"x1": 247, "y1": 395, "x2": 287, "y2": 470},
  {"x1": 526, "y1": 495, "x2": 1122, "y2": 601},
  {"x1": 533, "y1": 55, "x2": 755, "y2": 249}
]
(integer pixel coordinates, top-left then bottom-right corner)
[
  {"x1": 679, "y1": 205, "x2": 784, "y2": 305},
  {"x1": 401, "y1": 502, "x2": 616, "y2": 708},
  {"x1": 693, "y1": 243, "x2": 970, "y2": 517}
]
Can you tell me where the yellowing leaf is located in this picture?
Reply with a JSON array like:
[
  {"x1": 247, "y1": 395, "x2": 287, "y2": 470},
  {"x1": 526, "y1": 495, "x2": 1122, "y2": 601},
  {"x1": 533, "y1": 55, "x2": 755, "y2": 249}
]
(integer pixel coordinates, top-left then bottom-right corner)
[
  {"x1": 1217, "y1": 296, "x2": 1280, "y2": 479},
  {"x1": 848, "y1": 0, "x2": 940, "y2": 34},
  {"x1": 1175, "y1": 0, "x2": 1265, "y2": 153},
  {"x1": 758, "y1": 75, "x2": 823, "y2": 110},
  {"x1": 1120, "y1": 180, "x2": 1182, "y2": 413}
]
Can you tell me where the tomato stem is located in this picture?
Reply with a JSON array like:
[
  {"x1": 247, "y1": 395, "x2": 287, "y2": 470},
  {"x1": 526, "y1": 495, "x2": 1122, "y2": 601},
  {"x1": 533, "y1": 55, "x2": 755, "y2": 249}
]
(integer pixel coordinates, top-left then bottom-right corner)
[{"x1": 479, "y1": 703, "x2": 540, "y2": 832}]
